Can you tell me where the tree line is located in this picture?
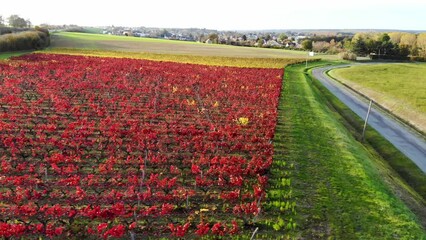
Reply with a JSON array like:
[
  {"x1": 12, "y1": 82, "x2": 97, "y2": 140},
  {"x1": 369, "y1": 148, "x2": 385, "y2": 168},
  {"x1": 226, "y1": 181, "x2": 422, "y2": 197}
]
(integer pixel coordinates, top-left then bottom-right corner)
[
  {"x1": 301, "y1": 32, "x2": 426, "y2": 61},
  {"x1": 0, "y1": 15, "x2": 32, "y2": 28},
  {"x1": 0, "y1": 15, "x2": 50, "y2": 52}
]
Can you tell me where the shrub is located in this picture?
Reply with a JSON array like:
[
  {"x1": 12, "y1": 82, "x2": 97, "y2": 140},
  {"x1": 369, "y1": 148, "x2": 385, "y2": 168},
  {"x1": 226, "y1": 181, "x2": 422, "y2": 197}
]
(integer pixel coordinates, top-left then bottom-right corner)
[
  {"x1": 338, "y1": 51, "x2": 357, "y2": 61},
  {"x1": 410, "y1": 56, "x2": 426, "y2": 62},
  {"x1": 0, "y1": 28, "x2": 50, "y2": 51}
]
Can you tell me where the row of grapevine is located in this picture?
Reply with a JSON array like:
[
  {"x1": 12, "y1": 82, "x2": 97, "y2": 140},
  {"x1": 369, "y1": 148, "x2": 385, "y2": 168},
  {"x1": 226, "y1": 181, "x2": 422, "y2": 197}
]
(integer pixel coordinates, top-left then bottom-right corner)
[{"x1": 0, "y1": 54, "x2": 286, "y2": 238}]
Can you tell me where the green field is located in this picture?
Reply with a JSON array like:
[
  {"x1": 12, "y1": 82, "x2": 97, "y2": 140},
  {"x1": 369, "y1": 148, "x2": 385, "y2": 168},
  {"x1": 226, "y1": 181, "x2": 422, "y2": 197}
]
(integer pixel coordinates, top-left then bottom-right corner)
[
  {"x1": 329, "y1": 63, "x2": 426, "y2": 133},
  {"x1": 50, "y1": 32, "x2": 337, "y2": 59},
  {"x1": 0, "y1": 51, "x2": 33, "y2": 59}
]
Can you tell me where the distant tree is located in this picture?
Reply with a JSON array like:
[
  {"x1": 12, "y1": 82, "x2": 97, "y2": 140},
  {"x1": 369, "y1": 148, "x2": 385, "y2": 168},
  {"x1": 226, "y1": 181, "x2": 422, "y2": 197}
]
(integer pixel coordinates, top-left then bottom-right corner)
[
  {"x1": 400, "y1": 33, "x2": 417, "y2": 47},
  {"x1": 313, "y1": 41, "x2": 330, "y2": 52},
  {"x1": 278, "y1": 33, "x2": 288, "y2": 42},
  {"x1": 301, "y1": 39, "x2": 313, "y2": 51},
  {"x1": 0, "y1": 16, "x2": 4, "y2": 27},
  {"x1": 198, "y1": 33, "x2": 205, "y2": 42},
  {"x1": 26, "y1": 19, "x2": 31, "y2": 28},
  {"x1": 160, "y1": 29, "x2": 171, "y2": 38},
  {"x1": 257, "y1": 38, "x2": 264, "y2": 47},
  {"x1": 188, "y1": 33, "x2": 194, "y2": 41},
  {"x1": 396, "y1": 44, "x2": 411, "y2": 58},
  {"x1": 364, "y1": 38, "x2": 378, "y2": 54},
  {"x1": 352, "y1": 33, "x2": 366, "y2": 43},
  {"x1": 366, "y1": 33, "x2": 393, "y2": 56},
  {"x1": 208, "y1": 33, "x2": 219, "y2": 44},
  {"x1": 352, "y1": 37, "x2": 367, "y2": 56},
  {"x1": 265, "y1": 34, "x2": 272, "y2": 41},
  {"x1": 380, "y1": 33, "x2": 391, "y2": 43},
  {"x1": 326, "y1": 39, "x2": 343, "y2": 54},
  {"x1": 399, "y1": 33, "x2": 417, "y2": 56},
  {"x1": 242, "y1": 34, "x2": 247, "y2": 41},
  {"x1": 343, "y1": 38, "x2": 353, "y2": 50},
  {"x1": 388, "y1": 32, "x2": 403, "y2": 44},
  {"x1": 417, "y1": 33, "x2": 426, "y2": 57},
  {"x1": 8, "y1": 14, "x2": 28, "y2": 28}
]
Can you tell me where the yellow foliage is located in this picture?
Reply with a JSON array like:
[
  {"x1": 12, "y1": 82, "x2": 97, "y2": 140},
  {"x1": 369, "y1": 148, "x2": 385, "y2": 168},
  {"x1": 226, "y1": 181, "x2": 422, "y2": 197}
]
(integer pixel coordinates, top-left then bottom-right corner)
[
  {"x1": 42, "y1": 48, "x2": 306, "y2": 68},
  {"x1": 187, "y1": 99, "x2": 196, "y2": 106},
  {"x1": 237, "y1": 117, "x2": 249, "y2": 126}
]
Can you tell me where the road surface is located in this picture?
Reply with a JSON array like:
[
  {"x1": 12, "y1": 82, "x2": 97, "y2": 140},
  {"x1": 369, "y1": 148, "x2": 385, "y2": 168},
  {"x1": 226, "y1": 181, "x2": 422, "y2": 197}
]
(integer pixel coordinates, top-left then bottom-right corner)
[{"x1": 312, "y1": 65, "x2": 426, "y2": 173}]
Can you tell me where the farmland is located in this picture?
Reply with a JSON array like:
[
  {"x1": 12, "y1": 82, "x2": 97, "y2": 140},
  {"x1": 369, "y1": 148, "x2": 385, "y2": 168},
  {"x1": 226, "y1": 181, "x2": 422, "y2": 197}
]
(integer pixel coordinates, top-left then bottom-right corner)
[
  {"x1": 43, "y1": 48, "x2": 306, "y2": 69},
  {"x1": 0, "y1": 52, "x2": 425, "y2": 238},
  {"x1": 329, "y1": 63, "x2": 426, "y2": 133},
  {"x1": 0, "y1": 53, "x2": 286, "y2": 238},
  {"x1": 50, "y1": 32, "x2": 338, "y2": 60}
]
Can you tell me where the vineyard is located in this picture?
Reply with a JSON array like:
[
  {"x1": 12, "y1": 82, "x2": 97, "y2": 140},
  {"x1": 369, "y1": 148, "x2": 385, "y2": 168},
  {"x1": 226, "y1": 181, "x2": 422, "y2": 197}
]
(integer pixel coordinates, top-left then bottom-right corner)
[{"x1": 0, "y1": 54, "x2": 286, "y2": 238}]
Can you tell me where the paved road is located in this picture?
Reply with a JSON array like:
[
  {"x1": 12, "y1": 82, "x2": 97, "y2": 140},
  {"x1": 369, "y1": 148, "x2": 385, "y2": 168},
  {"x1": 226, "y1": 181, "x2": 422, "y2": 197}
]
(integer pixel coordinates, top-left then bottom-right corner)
[{"x1": 312, "y1": 65, "x2": 426, "y2": 173}]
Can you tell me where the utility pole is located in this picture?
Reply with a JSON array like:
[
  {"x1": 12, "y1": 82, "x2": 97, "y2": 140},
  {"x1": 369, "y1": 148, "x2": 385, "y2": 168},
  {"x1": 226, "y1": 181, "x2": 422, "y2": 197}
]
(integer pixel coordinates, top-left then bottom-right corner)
[
  {"x1": 362, "y1": 100, "x2": 373, "y2": 141},
  {"x1": 305, "y1": 51, "x2": 308, "y2": 68}
]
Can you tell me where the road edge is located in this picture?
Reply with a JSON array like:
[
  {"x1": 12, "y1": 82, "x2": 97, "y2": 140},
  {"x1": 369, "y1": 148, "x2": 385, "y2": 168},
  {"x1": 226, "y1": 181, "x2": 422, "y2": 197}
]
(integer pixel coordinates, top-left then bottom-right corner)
[
  {"x1": 325, "y1": 67, "x2": 426, "y2": 138},
  {"x1": 306, "y1": 63, "x2": 426, "y2": 227}
]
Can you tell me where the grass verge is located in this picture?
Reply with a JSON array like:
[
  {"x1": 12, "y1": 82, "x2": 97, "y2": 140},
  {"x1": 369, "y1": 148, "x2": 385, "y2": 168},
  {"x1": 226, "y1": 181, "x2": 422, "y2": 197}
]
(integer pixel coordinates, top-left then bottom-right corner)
[
  {"x1": 310, "y1": 65, "x2": 426, "y2": 200},
  {"x1": 265, "y1": 62, "x2": 425, "y2": 238},
  {"x1": 0, "y1": 50, "x2": 33, "y2": 59}
]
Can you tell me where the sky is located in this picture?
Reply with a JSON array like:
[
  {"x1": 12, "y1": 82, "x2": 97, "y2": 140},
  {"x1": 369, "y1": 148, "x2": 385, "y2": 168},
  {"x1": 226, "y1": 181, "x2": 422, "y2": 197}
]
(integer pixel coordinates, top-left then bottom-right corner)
[{"x1": 1, "y1": 0, "x2": 426, "y2": 30}]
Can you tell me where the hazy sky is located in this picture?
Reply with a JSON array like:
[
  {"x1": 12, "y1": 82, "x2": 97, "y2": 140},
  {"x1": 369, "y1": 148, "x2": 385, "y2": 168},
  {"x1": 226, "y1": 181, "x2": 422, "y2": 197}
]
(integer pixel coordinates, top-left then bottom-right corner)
[{"x1": 2, "y1": 0, "x2": 425, "y2": 30}]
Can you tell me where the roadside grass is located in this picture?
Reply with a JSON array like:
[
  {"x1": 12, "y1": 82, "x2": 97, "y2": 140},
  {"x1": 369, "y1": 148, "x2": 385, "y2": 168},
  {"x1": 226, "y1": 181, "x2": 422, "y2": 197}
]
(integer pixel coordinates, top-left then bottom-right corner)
[
  {"x1": 40, "y1": 48, "x2": 309, "y2": 68},
  {"x1": 310, "y1": 65, "x2": 426, "y2": 222},
  {"x1": 49, "y1": 32, "x2": 338, "y2": 60},
  {"x1": 0, "y1": 50, "x2": 33, "y2": 59},
  {"x1": 329, "y1": 63, "x2": 426, "y2": 133},
  {"x1": 270, "y1": 62, "x2": 426, "y2": 238}
]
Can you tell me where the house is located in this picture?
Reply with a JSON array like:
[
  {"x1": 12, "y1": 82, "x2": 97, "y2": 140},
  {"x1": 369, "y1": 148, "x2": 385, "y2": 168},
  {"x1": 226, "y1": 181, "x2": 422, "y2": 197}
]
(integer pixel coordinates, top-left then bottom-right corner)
[
  {"x1": 285, "y1": 42, "x2": 296, "y2": 48},
  {"x1": 265, "y1": 40, "x2": 282, "y2": 47},
  {"x1": 295, "y1": 35, "x2": 307, "y2": 43}
]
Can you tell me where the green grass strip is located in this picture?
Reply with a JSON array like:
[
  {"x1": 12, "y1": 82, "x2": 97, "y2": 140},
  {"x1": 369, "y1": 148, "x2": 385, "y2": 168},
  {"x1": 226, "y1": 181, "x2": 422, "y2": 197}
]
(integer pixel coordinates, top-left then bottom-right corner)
[
  {"x1": 310, "y1": 66, "x2": 426, "y2": 201},
  {"x1": 0, "y1": 50, "x2": 33, "y2": 59},
  {"x1": 263, "y1": 62, "x2": 425, "y2": 238}
]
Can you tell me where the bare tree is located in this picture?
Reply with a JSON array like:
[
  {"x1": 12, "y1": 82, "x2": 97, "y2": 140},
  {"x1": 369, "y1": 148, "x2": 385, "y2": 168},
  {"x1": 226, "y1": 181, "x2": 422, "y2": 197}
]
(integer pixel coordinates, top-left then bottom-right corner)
[
  {"x1": 313, "y1": 41, "x2": 330, "y2": 53},
  {"x1": 0, "y1": 15, "x2": 4, "y2": 27},
  {"x1": 26, "y1": 19, "x2": 32, "y2": 28},
  {"x1": 8, "y1": 14, "x2": 28, "y2": 28}
]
